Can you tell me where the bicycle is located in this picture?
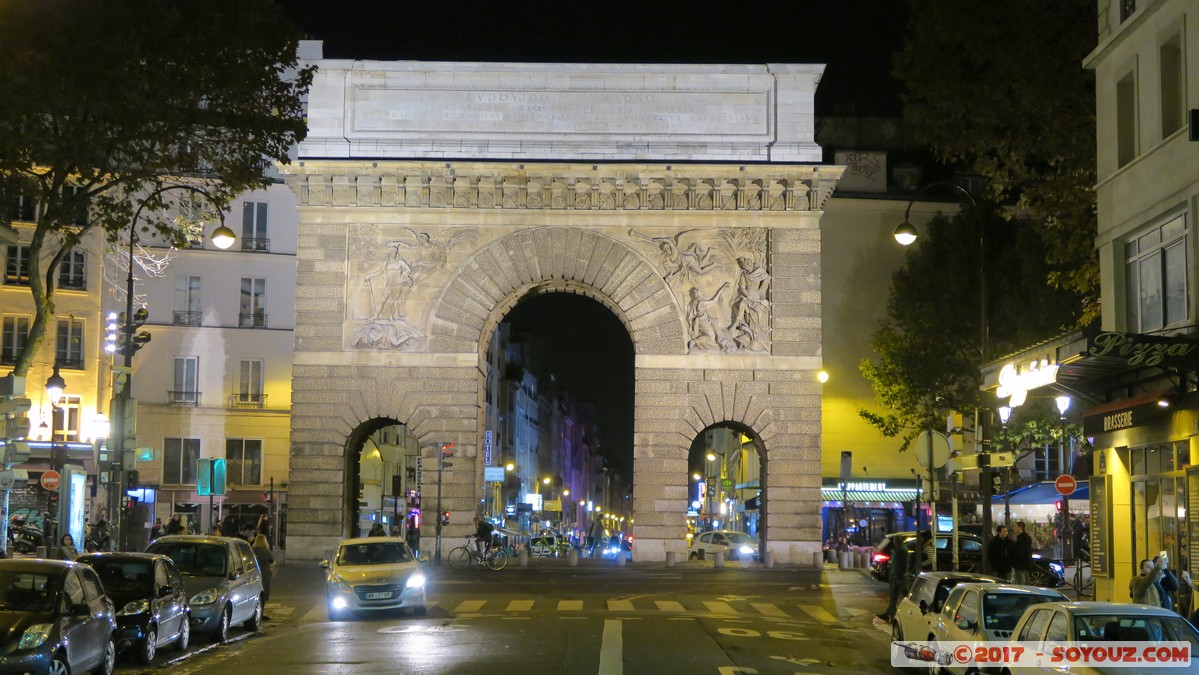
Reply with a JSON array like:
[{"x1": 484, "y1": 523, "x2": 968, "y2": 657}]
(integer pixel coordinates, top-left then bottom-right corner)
[
  {"x1": 1071, "y1": 557, "x2": 1094, "y2": 599},
  {"x1": 447, "y1": 537, "x2": 508, "y2": 570}
]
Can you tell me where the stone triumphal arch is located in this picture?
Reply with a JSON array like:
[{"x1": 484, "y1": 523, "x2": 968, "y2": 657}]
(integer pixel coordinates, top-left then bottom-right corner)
[{"x1": 281, "y1": 60, "x2": 842, "y2": 562}]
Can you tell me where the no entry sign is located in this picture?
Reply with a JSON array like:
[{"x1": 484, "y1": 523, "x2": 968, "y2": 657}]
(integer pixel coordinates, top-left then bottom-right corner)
[
  {"x1": 40, "y1": 469, "x2": 61, "y2": 491},
  {"x1": 1055, "y1": 474, "x2": 1077, "y2": 496}
]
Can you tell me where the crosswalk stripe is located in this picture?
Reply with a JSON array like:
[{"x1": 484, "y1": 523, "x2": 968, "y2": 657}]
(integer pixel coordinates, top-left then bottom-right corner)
[
  {"x1": 654, "y1": 600, "x2": 685, "y2": 612},
  {"x1": 703, "y1": 601, "x2": 736, "y2": 614},
  {"x1": 455, "y1": 600, "x2": 486, "y2": 613},
  {"x1": 558, "y1": 600, "x2": 583, "y2": 611},
  {"x1": 608, "y1": 599, "x2": 634, "y2": 612},
  {"x1": 299, "y1": 605, "x2": 325, "y2": 623},
  {"x1": 798, "y1": 605, "x2": 839, "y2": 624},
  {"x1": 506, "y1": 600, "x2": 534, "y2": 612},
  {"x1": 751, "y1": 603, "x2": 787, "y2": 617}
]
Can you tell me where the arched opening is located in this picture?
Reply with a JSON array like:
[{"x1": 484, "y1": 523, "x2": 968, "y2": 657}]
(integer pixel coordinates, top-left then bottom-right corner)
[
  {"x1": 343, "y1": 418, "x2": 422, "y2": 544},
  {"x1": 687, "y1": 422, "x2": 766, "y2": 559},
  {"x1": 482, "y1": 291, "x2": 635, "y2": 552}
]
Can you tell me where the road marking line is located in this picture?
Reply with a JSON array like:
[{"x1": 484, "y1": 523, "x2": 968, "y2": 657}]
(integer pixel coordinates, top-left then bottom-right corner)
[
  {"x1": 299, "y1": 606, "x2": 325, "y2": 623},
  {"x1": 599, "y1": 619, "x2": 622, "y2": 675},
  {"x1": 506, "y1": 600, "x2": 534, "y2": 612},
  {"x1": 655, "y1": 600, "x2": 685, "y2": 612},
  {"x1": 703, "y1": 601, "x2": 735, "y2": 614},
  {"x1": 454, "y1": 600, "x2": 486, "y2": 613},
  {"x1": 608, "y1": 599, "x2": 634, "y2": 612},
  {"x1": 751, "y1": 603, "x2": 787, "y2": 617},
  {"x1": 560, "y1": 616, "x2": 588, "y2": 620},
  {"x1": 798, "y1": 605, "x2": 839, "y2": 624},
  {"x1": 559, "y1": 600, "x2": 584, "y2": 611}
]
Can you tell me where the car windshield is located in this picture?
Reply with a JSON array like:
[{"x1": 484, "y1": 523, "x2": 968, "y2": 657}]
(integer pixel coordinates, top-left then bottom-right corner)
[
  {"x1": 0, "y1": 570, "x2": 58, "y2": 612},
  {"x1": 724, "y1": 533, "x2": 755, "y2": 545},
  {"x1": 984, "y1": 593, "x2": 1060, "y2": 632},
  {"x1": 147, "y1": 543, "x2": 227, "y2": 577},
  {"x1": 1075, "y1": 614, "x2": 1199, "y2": 654},
  {"x1": 85, "y1": 559, "x2": 154, "y2": 595},
  {"x1": 338, "y1": 542, "x2": 413, "y2": 566}
]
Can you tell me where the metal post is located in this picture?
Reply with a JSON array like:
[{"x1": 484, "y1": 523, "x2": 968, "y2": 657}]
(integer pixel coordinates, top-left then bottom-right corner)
[
  {"x1": 951, "y1": 471, "x2": 959, "y2": 571},
  {"x1": 47, "y1": 405, "x2": 59, "y2": 552},
  {"x1": 926, "y1": 433, "x2": 936, "y2": 571},
  {"x1": 434, "y1": 451, "x2": 444, "y2": 565}
]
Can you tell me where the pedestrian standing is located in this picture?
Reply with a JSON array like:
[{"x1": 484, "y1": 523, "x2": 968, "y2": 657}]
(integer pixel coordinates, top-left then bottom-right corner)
[
  {"x1": 1157, "y1": 555, "x2": 1178, "y2": 610},
  {"x1": 405, "y1": 514, "x2": 420, "y2": 555},
  {"x1": 587, "y1": 519, "x2": 604, "y2": 557},
  {"x1": 251, "y1": 533, "x2": 274, "y2": 619},
  {"x1": 149, "y1": 518, "x2": 164, "y2": 541},
  {"x1": 879, "y1": 537, "x2": 911, "y2": 621},
  {"x1": 1131, "y1": 557, "x2": 1165, "y2": 605},
  {"x1": 987, "y1": 525, "x2": 1013, "y2": 580},
  {"x1": 1011, "y1": 521, "x2": 1033, "y2": 584},
  {"x1": 57, "y1": 534, "x2": 79, "y2": 560},
  {"x1": 166, "y1": 513, "x2": 183, "y2": 535}
]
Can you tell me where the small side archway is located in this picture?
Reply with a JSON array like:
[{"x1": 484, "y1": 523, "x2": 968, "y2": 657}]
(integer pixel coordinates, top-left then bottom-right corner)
[
  {"x1": 342, "y1": 417, "x2": 421, "y2": 540},
  {"x1": 688, "y1": 421, "x2": 769, "y2": 553}
]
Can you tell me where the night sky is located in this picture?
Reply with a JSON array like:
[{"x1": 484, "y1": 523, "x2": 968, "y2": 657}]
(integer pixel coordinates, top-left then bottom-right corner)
[{"x1": 277, "y1": 1, "x2": 910, "y2": 481}]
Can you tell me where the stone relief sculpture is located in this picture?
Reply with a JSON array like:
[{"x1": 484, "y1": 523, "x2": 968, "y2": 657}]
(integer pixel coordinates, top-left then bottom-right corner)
[
  {"x1": 627, "y1": 225, "x2": 770, "y2": 354},
  {"x1": 349, "y1": 226, "x2": 478, "y2": 351}
]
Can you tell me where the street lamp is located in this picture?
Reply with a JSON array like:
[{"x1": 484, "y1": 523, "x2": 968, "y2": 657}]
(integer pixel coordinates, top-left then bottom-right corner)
[
  {"x1": 1056, "y1": 395, "x2": 1072, "y2": 562},
  {"x1": 998, "y1": 405, "x2": 1013, "y2": 529},
  {"x1": 894, "y1": 181, "x2": 994, "y2": 567},
  {"x1": 45, "y1": 364, "x2": 66, "y2": 553}
]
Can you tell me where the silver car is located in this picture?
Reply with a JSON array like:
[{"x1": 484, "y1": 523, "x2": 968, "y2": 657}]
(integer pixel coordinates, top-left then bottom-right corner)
[
  {"x1": 146, "y1": 535, "x2": 263, "y2": 642},
  {"x1": 931, "y1": 583, "x2": 1066, "y2": 674},
  {"x1": 321, "y1": 537, "x2": 426, "y2": 620}
]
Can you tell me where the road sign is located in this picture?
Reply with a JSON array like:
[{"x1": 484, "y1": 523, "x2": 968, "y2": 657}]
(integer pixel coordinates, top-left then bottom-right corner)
[
  {"x1": 913, "y1": 430, "x2": 952, "y2": 469},
  {"x1": 1055, "y1": 474, "x2": 1077, "y2": 496},
  {"x1": 484, "y1": 466, "x2": 505, "y2": 483},
  {"x1": 40, "y1": 469, "x2": 61, "y2": 491}
]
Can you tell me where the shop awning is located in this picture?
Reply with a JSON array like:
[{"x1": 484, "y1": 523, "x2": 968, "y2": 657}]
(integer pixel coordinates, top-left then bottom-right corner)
[
  {"x1": 990, "y1": 481, "x2": 1088, "y2": 505},
  {"x1": 821, "y1": 488, "x2": 921, "y2": 502}
]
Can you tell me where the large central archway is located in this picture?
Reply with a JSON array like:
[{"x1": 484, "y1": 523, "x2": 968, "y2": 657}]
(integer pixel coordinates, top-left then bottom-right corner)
[{"x1": 281, "y1": 60, "x2": 841, "y2": 562}]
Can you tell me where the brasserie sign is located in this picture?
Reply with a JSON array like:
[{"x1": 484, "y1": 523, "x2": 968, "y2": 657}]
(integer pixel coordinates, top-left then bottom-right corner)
[{"x1": 1086, "y1": 330, "x2": 1199, "y2": 368}]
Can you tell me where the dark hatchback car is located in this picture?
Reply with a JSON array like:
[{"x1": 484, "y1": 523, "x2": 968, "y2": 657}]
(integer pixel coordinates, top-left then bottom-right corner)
[
  {"x1": 0, "y1": 559, "x2": 116, "y2": 675},
  {"x1": 869, "y1": 531, "x2": 1065, "y2": 588},
  {"x1": 77, "y1": 552, "x2": 190, "y2": 664}
]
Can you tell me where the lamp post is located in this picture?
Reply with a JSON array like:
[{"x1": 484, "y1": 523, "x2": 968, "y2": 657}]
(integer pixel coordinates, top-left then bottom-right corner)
[
  {"x1": 1056, "y1": 395, "x2": 1071, "y2": 562},
  {"x1": 894, "y1": 181, "x2": 993, "y2": 569},
  {"x1": 705, "y1": 452, "x2": 717, "y2": 531},
  {"x1": 109, "y1": 186, "x2": 235, "y2": 549},
  {"x1": 998, "y1": 405, "x2": 1013, "y2": 530},
  {"x1": 45, "y1": 364, "x2": 65, "y2": 554}
]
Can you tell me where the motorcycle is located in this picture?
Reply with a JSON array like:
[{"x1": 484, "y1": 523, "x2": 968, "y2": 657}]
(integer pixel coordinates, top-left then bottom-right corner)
[
  {"x1": 85, "y1": 520, "x2": 112, "y2": 552},
  {"x1": 10, "y1": 515, "x2": 45, "y2": 555}
]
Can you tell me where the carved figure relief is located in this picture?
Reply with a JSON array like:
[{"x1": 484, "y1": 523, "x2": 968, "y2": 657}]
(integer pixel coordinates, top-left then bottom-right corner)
[
  {"x1": 687, "y1": 283, "x2": 730, "y2": 351},
  {"x1": 627, "y1": 228, "x2": 718, "y2": 283},
  {"x1": 728, "y1": 256, "x2": 770, "y2": 351}
]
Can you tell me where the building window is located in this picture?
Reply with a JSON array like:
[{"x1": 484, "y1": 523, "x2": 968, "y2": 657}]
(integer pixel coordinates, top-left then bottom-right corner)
[
  {"x1": 163, "y1": 438, "x2": 201, "y2": 485},
  {"x1": 51, "y1": 394, "x2": 81, "y2": 443},
  {"x1": 4, "y1": 245, "x2": 30, "y2": 286},
  {"x1": 1128, "y1": 443, "x2": 1186, "y2": 584},
  {"x1": 64, "y1": 185, "x2": 88, "y2": 227},
  {"x1": 55, "y1": 318, "x2": 84, "y2": 370},
  {"x1": 1160, "y1": 34, "x2": 1184, "y2": 138},
  {"x1": 57, "y1": 250, "x2": 86, "y2": 291},
  {"x1": 1, "y1": 316, "x2": 28, "y2": 366},
  {"x1": 231, "y1": 359, "x2": 265, "y2": 408},
  {"x1": 173, "y1": 275, "x2": 202, "y2": 326},
  {"x1": 239, "y1": 277, "x2": 266, "y2": 328},
  {"x1": 171, "y1": 356, "x2": 200, "y2": 406},
  {"x1": 1116, "y1": 70, "x2": 1137, "y2": 167},
  {"x1": 241, "y1": 202, "x2": 269, "y2": 252},
  {"x1": 8, "y1": 194, "x2": 34, "y2": 223},
  {"x1": 1125, "y1": 212, "x2": 1189, "y2": 332},
  {"x1": 225, "y1": 438, "x2": 262, "y2": 486},
  {"x1": 1120, "y1": 0, "x2": 1136, "y2": 22}
]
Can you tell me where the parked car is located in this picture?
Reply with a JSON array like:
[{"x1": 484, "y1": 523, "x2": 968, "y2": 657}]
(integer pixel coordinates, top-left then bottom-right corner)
[
  {"x1": 145, "y1": 535, "x2": 263, "y2": 642},
  {"x1": 0, "y1": 558, "x2": 116, "y2": 675},
  {"x1": 688, "y1": 530, "x2": 759, "y2": 561},
  {"x1": 1007, "y1": 601, "x2": 1199, "y2": 674},
  {"x1": 77, "y1": 552, "x2": 190, "y2": 664},
  {"x1": 870, "y1": 531, "x2": 1065, "y2": 587},
  {"x1": 892, "y1": 571, "x2": 1000, "y2": 644},
  {"x1": 930, "y1": 583, "x2": 1067, "y2": 674},
  {"x1": 321, "y1": 536, "x2": 426, "y2": 620}
]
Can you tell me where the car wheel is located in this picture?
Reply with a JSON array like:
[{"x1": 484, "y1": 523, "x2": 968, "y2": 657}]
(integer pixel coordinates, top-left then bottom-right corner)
[
  {"x1": 892, "y1": 621, "x2": 903, "y2": 642},
  {"x1": 214, "y1": 605, "x2": 230, "y2": 643},
  {"x1": 175, "y1": 617, "x2": 190, "y2": 652},
  {"x1": 137, "y1": 627, "x2": 157, "y2": 665},
  {"x1": 244, "y1": 596, "x2": 263, "y2": 631},
  {"x1": 1028, "y1": 568, "x2": 1050, "y2": 587},
  {"x1": 91, "y1": 639, "x2": 115, "y2": 675},
  {"x1": 47, "y1": 655, "x2": 69, "y2": 675}
]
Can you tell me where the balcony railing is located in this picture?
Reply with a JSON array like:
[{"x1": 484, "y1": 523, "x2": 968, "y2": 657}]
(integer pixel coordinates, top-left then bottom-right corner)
[
  {"x1": 173, "y1": 311, "x2": 202, "y2": 326},
  {"x1": 228, "y1": 393, "x2": 267, "y2": 409},
  {"x1": 239, "y1": 312, "x2": 267, "y2": 328},
  {"x1": 241, "y1": 238, "x2": 270, "y2": 252},
  {"x1": 168, "y1": 390, "x2": 201, "y2": 406},
  {"x1": 57, "y1": 357, "x2": 84, "y2": 371}
]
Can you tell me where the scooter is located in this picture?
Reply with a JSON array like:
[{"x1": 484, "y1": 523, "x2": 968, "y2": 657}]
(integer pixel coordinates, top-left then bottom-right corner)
[
  {"x1": 85, "y1": 521, "x2": 112, "y2": 552},
  {"x1": 10, "y1": 516, "x2": 44, "y2": 555}
]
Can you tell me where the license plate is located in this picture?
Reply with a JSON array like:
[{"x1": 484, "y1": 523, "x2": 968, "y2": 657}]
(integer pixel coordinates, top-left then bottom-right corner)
[{"x1": 365, "y1": 591, "x2": 392, "y2": 600}]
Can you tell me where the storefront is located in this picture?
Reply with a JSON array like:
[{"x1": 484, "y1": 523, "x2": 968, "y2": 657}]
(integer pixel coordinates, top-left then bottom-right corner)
[{"x1": 820, "y1": 478, "x2": 920, "y2": 546}]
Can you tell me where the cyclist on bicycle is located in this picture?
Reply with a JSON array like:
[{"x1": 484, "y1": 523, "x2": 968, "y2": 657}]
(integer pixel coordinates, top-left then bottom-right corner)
[{"x1": 473, "y1": 516, "x2": 495, "y2": 556}]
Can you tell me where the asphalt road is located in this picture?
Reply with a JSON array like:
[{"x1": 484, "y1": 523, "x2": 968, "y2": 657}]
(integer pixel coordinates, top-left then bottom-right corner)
[{"x1": 115, "y1": 560, "x2": 896, "y2": 675}]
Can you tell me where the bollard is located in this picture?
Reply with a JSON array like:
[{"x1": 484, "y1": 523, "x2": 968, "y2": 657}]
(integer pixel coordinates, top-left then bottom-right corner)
[
  {"x1": 813, "y1": 551, "x2": 824, "y2": 569},
  {"x1": 854, "y1": 552, "x2": 863, "y2": 569},
  {"x1": 518, "y1": 547, "x2": 529, "y2": 567},
  {"x1": 825, "y1": 549, "x2": 836, "y2": 563},
  {"x1": 665, "y1": 551, "x2": 676, "y2": 568},
  {"x1": 713, "y1": 550, "x2": 725, "y2": 569},
  {"x1": 616, "y1": 551, "x2": 626, "y2": 567},
  {"x1": 839, "y1": 551, "x2": 850, "y2": 571},
  {"x1": 763, "y1": 551, "x2": 774, "y2": 569},
  {"x1": 568, "y1": 549, "x2": 578, "y2": 567}
]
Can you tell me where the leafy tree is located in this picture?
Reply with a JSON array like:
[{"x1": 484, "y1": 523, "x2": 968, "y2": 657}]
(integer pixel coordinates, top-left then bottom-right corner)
[
  {"x1": 0, "y1": 0, "x2": 313, "y2": 376},
  {"x1": 893, "y1": 0, "x2": 1099, "y2": 322}
]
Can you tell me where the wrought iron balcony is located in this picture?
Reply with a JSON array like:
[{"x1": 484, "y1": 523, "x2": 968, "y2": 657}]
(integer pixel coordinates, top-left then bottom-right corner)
[
  {"x1": 238, "y1": 312, "x2": 267, "y2": 328},
  {"x1": 168, "y1": 390, "x2": 201, "y2": 406},
  {"x1": 228, "y1": 393, "x2": 267, "y2": 409},
  {"x1": 173, "y1": 311, "x2": 202, "y2": 326},
  {"x1": 241, "y1": 237, "x2": 270, "y2": 252}
]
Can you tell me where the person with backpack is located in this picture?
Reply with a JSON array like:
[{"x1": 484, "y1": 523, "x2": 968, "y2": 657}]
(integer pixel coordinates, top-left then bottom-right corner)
[{"x1": 473, "y1": 516, "x2": 495, "y2": 555}]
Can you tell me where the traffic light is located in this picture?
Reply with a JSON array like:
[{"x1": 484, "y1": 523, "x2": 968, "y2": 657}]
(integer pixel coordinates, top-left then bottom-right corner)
[
  {"x1": 440, "y1": 511, "x2": 450, "y2": 526},
  {"x1": 115, "y1": 307, "x2": 151, "y2": 358},
  {"x1": 438, "y1": 442, "x2": 455, "y2": 470},
  {"x1": 126, "y1": 470, "x2": 139, "y2": 490},
  {"x1": 1054, "y1": 500, "x2": 1063, "y2": 511}
]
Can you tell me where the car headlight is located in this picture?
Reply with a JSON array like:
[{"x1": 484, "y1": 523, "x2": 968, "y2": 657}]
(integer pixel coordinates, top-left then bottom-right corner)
[
  {"x1": 190, "y1": 588, "x2": 220, "y2": 606},
  {"x1": 18, "y1": 624, "x2": 51, "y2": 650},
  {"x1": 405, "y1": 573, "x2": 425, "y2": 589},
  {"x1": 738, "y1": 545, "x2": 754, "y2": 555},
  {"x1": 328, "y1": 575, "x2": 352, "y2": 593},
  {"x1": 118, "y1": 599, "x2": 151, "y2": 616},
  {"x1": 1049, "y1": 562, "x2": 1064, "y2": 573}
]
